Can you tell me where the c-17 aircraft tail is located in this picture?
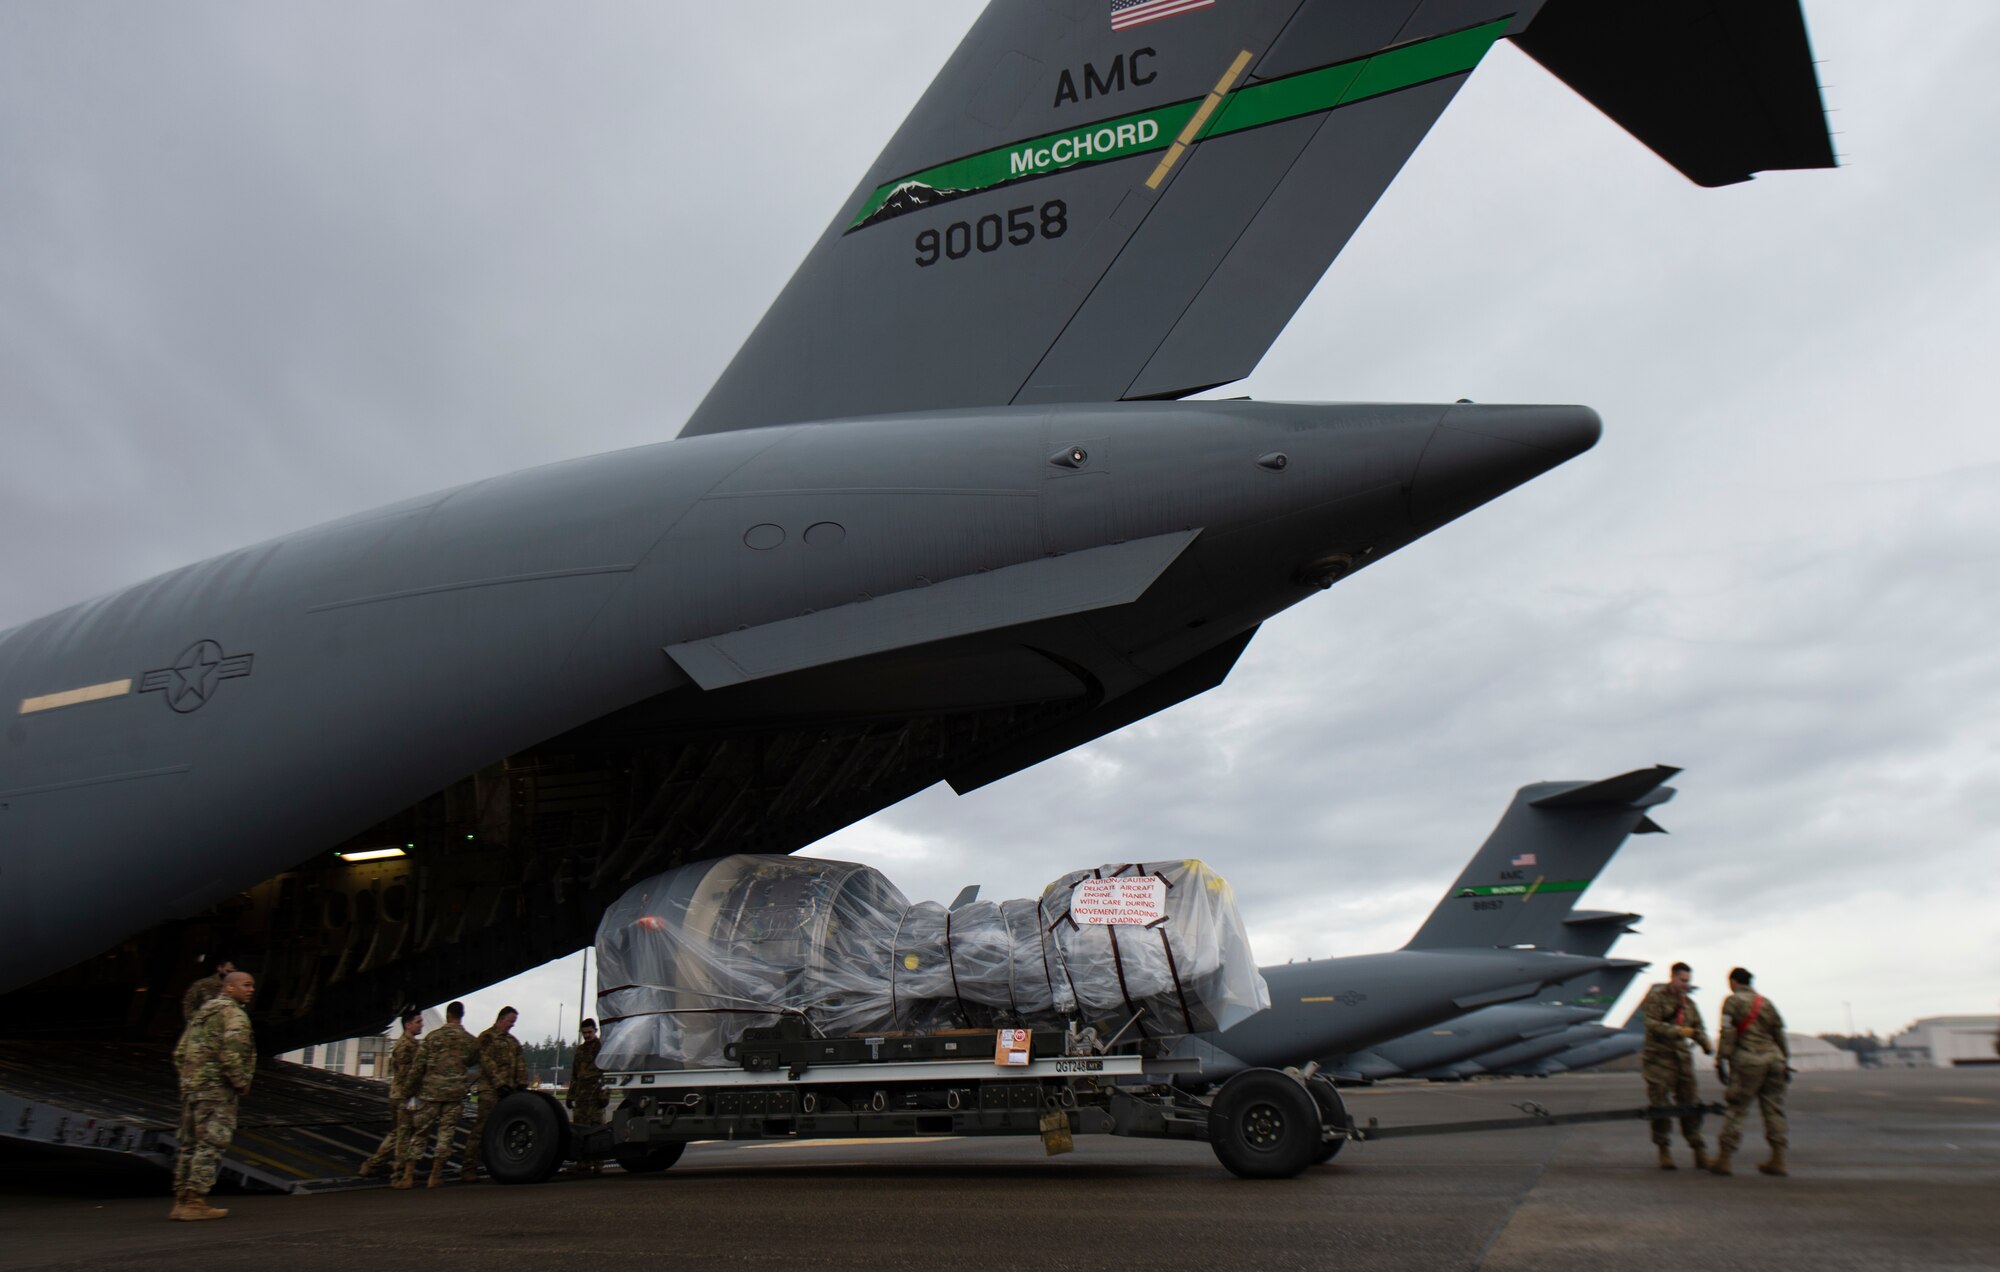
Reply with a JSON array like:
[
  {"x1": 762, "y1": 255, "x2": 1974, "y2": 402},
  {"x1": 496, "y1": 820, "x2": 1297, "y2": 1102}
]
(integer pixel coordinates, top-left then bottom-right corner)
[
  {"x1": 1403, "y1": 766, "x2": 1677, "y2": 952},
  {"x1": 684, "y1": 0, "x2": 1836, "y2": 436}
]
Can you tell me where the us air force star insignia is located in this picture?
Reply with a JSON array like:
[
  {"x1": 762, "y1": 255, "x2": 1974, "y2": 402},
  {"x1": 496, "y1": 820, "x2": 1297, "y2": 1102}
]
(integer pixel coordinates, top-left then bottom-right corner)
[{"x1": 138, "y1": 640, "x2": 254, "y2": 713}]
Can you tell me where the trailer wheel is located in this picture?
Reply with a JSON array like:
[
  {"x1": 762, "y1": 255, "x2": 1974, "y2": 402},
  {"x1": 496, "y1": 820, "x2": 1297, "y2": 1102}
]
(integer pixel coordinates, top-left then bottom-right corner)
[
  {"x1": 1307, "y1": 1077, "x2": 1347, "y2": 1164},
  {"x1": 613, "y1": 1141, "x2": 686, "y2": 1174},
  {"x1": 1210, "y1": 1070, "x2": 1321, "y2": 1179},
  {"x1": 484, "y1": 1091, "x2": 567, "y2": 1185}
]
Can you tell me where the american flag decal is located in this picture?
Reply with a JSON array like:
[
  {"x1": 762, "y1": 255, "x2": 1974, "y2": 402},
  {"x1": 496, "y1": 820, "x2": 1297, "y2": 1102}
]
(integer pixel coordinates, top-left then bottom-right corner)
[
  {"x1": 1111, "y1": 0, "x2": 1217, "y2": 31},
  {"x1": 1511, "y1": 852, "x2": 1537, "y2": 867}
]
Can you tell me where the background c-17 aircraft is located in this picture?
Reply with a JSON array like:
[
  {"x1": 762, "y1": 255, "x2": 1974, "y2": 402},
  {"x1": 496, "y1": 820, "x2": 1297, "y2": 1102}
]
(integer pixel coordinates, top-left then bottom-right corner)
[
  {"x1": 0, "y1": 0, "x2": 1833, "y2": 1054},
  {"x1": 1174, "y1": 764, "x2": 1672, "y2": 1079}
]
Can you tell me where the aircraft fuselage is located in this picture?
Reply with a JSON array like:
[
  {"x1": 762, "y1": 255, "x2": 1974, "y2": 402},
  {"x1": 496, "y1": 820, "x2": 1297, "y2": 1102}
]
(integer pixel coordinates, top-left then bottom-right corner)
[{"x1": 0, "y1": 400, "x2": 1596, "y2": 1043}]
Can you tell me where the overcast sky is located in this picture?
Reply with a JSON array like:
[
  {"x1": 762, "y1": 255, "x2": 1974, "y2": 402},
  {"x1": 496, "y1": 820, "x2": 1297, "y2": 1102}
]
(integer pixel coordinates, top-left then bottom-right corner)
[{"x1": 4, "y1": 3, "x2": 1996, "y2": 1048}]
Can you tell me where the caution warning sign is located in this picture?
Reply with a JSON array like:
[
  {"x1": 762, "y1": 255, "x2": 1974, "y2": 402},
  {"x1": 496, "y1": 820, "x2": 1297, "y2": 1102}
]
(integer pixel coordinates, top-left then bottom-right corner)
[{"x1": 1069, "y1": 876, "x2": 1167, "y2": 926}]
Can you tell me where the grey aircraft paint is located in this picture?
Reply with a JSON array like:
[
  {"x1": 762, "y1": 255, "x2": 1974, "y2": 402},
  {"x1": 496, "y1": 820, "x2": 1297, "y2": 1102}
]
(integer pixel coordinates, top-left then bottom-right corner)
[
  {"x1": 0, "y1": 1, "x2": 1832, "y2": 1054},
  {"x1": 1508, "y1": 1003, "x2": 1648, "y2": 1075},
  {"x1": 1335, "y1": 919, "x2": 1648, "y2": 1080},
  {"x1": 1173, "y1": 769, "x2": 1667, "y2": 1079},
  {"x1": 1408, "y1": 960, "x2": 1649, "y2": 1079}
]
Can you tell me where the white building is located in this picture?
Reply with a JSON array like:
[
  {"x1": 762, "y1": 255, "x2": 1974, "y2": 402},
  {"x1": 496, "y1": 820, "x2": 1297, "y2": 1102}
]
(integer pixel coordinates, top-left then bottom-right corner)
[
  {"x1": 278, "y1": 1008, "x2": 446, "y2": 1080},
  {"x1": 1786, "y1": 1034, "x2": 1858, "y2": 1072},
  {"x1": 1888, "y1": 1015, "x2": 2000, "y2": 1067}
]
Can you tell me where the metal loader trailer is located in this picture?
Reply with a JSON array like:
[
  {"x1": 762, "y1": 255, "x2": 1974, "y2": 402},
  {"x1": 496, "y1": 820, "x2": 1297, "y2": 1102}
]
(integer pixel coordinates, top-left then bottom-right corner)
[
  {"x1": 483, "y1": 1049, "x2": 1350, "y2": 1183},
  {"x1": 477, "y1": 1031, "x2": 1720, "y2": 1184}
]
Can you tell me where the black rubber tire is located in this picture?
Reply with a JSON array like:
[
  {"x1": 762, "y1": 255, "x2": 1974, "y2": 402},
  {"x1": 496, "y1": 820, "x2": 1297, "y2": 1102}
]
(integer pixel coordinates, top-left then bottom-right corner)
[
  {"x1": 1307, "y1": 1077, "x2": 1347, "y2": 1164},
  {"x1": 1209, "y1": 1069, "x2": 1322, "y2": 1179},
  {"x1": 613, "y1": 1141, "x2": 686, "y2": 1174},
  {"x1": 484, "y1": 1091, "x2": 566, "y2": 1185}
]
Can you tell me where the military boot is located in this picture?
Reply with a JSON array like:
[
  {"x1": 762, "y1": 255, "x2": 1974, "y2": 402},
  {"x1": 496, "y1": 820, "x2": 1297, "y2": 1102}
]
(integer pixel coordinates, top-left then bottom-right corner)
[
  {"x1": 1655, "y1": 1144, "x2": 1676, "y2": 1170},
  {"x1": 180, "y1": 1192, "x2": 229, "y2": 1220},
  {"x1": 427, "y1": 1161, "x2": 448, "y2": 1189},
  {"x1": 1708, "y1": 1147, "x2": 1734, "y2": 1176},
  {"x1": 390, "y1": 1162, "x2": 415, "y2": 1190},
  {"x1": 1692, "y1": 1144, "x2": 1711, "y2": 1171},
  {"x1": 1757, "y1": 1147, "x2": 1788, "y2": 1177},
  {"x1": 357, "y1": 1153, "x2": 387, "y2": 1177},
  {"x1": 168, "y1": 1190, "x2": 197, "y2": 1220}
]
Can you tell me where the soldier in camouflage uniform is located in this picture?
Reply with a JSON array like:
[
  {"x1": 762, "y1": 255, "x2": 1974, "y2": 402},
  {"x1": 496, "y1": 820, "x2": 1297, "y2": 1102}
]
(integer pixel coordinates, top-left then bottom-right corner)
[
  {"x1": 179, "y1": 958, "x2": 236, "y2": 1021},
  {"x1": 463, "y1": 1006, "x2": 527, "y2": 1183},
  {"x1": 359, "y1": 1010, "x2": 423, "y2": 1182},
  {"x1": 567, "y1": 1018, "x2": 607, "y2": 1174},
  {"x1": 169, "y1": 970, "x2": 256, "y2": 1221},
  {"x1": 1710, "y1": 967, "x2": 1791, "y2": 1178},
  {"x1": 399, "y1": 1001, "x2": 480, "y2": 1189},
  {"x1": 1639, "y1": 960, "x2": 1712, "y2": 1170}
]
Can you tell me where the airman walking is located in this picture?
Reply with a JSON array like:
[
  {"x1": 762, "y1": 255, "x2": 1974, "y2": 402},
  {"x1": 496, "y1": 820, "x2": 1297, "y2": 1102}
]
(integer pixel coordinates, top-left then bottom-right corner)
[
  {"x1": 360, "y1": 1010, "x2": 423, "y2": 1182},
  {"x1": 398, "y1": 1000, "x2": 479, "y2": 1189},
  {"x1": 1711, "y1": 967, "x2": 1790, "y2": 1178},
  {"x1": 463, "y1": 1006, "x2": 527, "y2": 1183},
  {"x1": 169, "y1": 969, "x2": 256, "y2": 1220},
  {"x1": 1640, "y1": 960, "x2": 1712, "y2": 1170},
  {"x1": 567, "y1": 1017, "x2": 606, "y2": 1174}
]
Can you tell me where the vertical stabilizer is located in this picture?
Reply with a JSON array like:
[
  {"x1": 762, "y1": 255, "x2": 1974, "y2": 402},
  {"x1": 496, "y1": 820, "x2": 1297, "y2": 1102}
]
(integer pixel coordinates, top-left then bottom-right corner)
[
  {"x1": 1403, "y1": 767, "x2": 1677, "y2": 951},
  {"x1": 683, "y1": 0, "x2": 1540, "y2": 435}
]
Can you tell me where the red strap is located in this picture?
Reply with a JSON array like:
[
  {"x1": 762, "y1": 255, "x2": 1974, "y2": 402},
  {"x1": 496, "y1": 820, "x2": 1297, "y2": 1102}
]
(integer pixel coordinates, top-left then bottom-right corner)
[{"x1": 1737, "y1": 995, "x2": 1765, "y2": 1033}]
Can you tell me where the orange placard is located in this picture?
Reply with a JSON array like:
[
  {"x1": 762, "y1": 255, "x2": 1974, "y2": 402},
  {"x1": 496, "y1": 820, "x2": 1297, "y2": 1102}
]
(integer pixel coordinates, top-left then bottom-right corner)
[{"x1": 994, "y1": 1028, "x2": 1032, "y2": 1066}]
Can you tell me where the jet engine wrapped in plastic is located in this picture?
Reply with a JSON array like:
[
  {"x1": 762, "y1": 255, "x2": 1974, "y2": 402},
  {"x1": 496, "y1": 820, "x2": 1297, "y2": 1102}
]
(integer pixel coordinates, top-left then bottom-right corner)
[{"x1": 595, "y1": 855, "x2": 1268, "y2": 1071}]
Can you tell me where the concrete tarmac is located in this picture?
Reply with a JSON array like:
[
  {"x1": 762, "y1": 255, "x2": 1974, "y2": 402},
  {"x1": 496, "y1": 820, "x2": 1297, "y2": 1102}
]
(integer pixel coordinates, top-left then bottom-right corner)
[{"x1": 2, "y1": 1069, "x2": 1994, "y2": 1271}]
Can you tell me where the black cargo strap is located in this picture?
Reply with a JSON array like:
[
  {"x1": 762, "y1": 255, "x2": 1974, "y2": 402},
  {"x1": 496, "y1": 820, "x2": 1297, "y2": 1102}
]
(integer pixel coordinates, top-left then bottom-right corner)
[
  {"x1": 944, "y1": 906, "x2": 968, "y2": 1022},
  {"x1": 1148, "y1": 916, "x2": 1195, "y2": 1034},
  {"x1": 1048, "y1": 910, "x2": 1084, "y2": 1019},
  {"x1": 1106, "y1": 924, "x2": 1149, "y2": 1040},
  {"x1": 1036, "y1": 899, "x2": 1063, "y2": 1015},
  {"x1": 887, "y1": 903, "x2": 911, "y2": 1023}
]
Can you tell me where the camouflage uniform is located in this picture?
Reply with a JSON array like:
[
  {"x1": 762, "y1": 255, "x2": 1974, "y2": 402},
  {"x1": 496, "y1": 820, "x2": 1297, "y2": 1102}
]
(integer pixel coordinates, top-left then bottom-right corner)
[
  {"x1": 570, "y1": 1036, "x2": 607, "y2": 1130},
  {"x1": 361, "y1": 1032, "x2": 420, "y2": 1173},
  {"x1": 171, "y1": 996, "x2": 255, "y2": 1199},
  {"x1": 406, "y1": 1020, "x2": 479, "y2": 1178},
  {"x1": 181, "y1": 974, "x2": 223, "y2": 1021},
  {"x1": 1716, "y1": 988, "x2": 1788, "y2": 1154},
  {"x1": 464, "y1": 1025, "x2": 527, "y2": 1175},
  {"x1": 1639, "y1": 981, "x2": 1708, "y2": 1151}
]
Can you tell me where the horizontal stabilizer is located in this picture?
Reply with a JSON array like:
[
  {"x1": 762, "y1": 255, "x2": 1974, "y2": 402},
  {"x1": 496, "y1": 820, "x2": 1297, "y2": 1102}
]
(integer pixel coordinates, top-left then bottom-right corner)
[
  {"x1": 1563, "y1": 910, "x2": 1641, "y2": 931},
  {"x1": 666, "y1": 530, "x2": 1197, "y2": 690},
  {"x1": 1529, "y1": 765, "x2": 1680, "y2": 810},
  {"x1": 1513, "y1": 0, "x2": 1837, "y2": 188}
]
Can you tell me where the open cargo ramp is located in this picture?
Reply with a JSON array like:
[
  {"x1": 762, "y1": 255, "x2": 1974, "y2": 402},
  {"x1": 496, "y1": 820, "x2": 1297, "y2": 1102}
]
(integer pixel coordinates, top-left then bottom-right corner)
[{"x1": 0, "y1": 1041, "x2": 460, "y2": 1193}]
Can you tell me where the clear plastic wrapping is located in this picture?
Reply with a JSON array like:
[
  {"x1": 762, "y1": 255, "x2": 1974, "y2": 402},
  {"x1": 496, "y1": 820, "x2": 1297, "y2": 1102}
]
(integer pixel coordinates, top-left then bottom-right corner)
[{"x1": 595, "y1": 855, "x2": 1269, "y2": 1071}]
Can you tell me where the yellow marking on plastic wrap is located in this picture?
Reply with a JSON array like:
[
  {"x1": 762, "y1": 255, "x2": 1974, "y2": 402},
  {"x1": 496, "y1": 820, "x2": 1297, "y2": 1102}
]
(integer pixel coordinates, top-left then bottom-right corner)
[
  {"x1": 1146, "y1": 48, "x2": 1254, "y2": 189},
  {"x1": 18, "y1": 679, "x2": 132, "y2": 715}
]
